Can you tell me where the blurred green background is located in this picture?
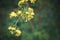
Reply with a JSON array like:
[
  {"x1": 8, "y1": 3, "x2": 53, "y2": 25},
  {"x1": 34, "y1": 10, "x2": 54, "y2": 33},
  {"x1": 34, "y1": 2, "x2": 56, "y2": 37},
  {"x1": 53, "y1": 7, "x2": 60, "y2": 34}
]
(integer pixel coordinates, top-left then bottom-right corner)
[{"x1": 0, "y1": 0, "x2": 60, "y2": 40}]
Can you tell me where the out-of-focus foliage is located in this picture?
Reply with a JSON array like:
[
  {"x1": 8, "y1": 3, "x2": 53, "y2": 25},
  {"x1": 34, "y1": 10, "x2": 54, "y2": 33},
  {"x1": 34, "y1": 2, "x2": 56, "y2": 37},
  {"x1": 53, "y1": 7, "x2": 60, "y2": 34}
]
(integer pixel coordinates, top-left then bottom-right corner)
[{"x1": 0, "y1": 0, "x2": 60, "y2": 40}]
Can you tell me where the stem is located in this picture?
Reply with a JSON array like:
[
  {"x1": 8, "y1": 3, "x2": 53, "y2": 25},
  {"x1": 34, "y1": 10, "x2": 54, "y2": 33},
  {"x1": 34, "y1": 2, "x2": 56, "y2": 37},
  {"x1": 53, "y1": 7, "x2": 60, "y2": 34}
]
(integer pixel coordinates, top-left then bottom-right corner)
[{"x1": 15, "y1": 17, "x2": 20, "y2": 25}]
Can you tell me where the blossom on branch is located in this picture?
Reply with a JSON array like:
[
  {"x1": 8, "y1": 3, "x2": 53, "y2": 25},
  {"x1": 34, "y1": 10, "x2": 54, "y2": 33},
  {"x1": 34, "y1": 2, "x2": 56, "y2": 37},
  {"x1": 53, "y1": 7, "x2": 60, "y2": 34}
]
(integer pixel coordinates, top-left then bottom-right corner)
[{"x1": 9, "y1": 12, "x2": 17, "y2": 18}]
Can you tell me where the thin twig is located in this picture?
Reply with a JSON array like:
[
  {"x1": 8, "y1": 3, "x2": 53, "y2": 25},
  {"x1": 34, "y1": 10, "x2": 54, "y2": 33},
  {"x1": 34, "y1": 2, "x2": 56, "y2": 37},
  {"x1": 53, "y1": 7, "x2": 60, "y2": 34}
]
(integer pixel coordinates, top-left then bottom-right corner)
[{"x1": 15, "y1": 17, "x2": 20, "y2": 25}]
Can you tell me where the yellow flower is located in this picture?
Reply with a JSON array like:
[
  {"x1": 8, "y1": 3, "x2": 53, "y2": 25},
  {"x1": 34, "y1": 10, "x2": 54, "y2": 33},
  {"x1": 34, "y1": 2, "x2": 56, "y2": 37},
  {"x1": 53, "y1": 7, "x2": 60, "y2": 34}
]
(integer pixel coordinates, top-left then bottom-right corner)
[
  {"x1": 15, "y1": 29, "x2": 22, "y2": 37},
  {"x1": 25, "y1": 8, "x2": 35, "y2": 22},
  {"x1": 18, "y1": 0, "x2": 28, "y2": 6},
  {"x1": 8, "y1": 26, "x2": 16, "y2": 31},
  {"x1": 8, "y1": 26, "x2": 22, "y2": 36},
  {"x1": 20, "y1": 0, "x2": 28, "y2": 3},
  {"x1": 30, "y1": 0, "x2": 36, "y2": 3},
  {"x1": 25, "y1": 11, "x2": 34, "y2": 21},
  {"x1": 26, "y1": 11, "x2": 30, "y2": 14},
  {"x1": 27, "y1": 14, "x2": 34, "y2": 21},
  {"x1": 31, "y1": 12, "x2": 35, "y2": 15},
  {"x1": 28, "y1": 7, "x2": 34, "y2": 12},
  {"x1": 10, "y1": 12, "x2": 17, "y2": 18},
  {"x1": 8, "y1": 26, "x2": 12, "y2": 30},
  {"x1": 11, "y1": 27, "x2": 16, "y2": 31},
  {"x1": 18, "y1": 0, "x2": 24, "y2": 5},
  {"x1": 17, "y1": 10, "x2": 22, "y2": 15},
  {"x1": 28, "y1": 15, "x2": 34, "y2": 18}
]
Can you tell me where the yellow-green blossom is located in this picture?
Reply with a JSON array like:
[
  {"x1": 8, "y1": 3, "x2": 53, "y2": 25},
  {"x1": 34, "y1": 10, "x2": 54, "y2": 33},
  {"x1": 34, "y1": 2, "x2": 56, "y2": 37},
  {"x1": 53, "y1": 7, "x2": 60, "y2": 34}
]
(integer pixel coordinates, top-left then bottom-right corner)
[
  {"x1": 25, "y1": 11, "x2": 35, "y2": 21},
  {"x1": 17, "y1": 10, "x2": 22, "y2": 15},
  {"x1": 8, "y1": 26, "x2": 16, "y2": 31},
  {"x1": 8, "y1": 26, "x2": 22, "y2": 37},
  {"x1": 18, "y1": 0, "x2": 25, "y2": 5},
  {"x1": 31, "y1": 12, "x2": 35, "y2": 15},
  {"x1": 9, "y1": 12, "x2": 17, "y2": 18},
  {"x1": 15, "y1": 29, "x2": 22, "y2": 37},
  {"x1": 18, "y1": 0, "x2": 28, "y2": 6},
  {"x1": 28, "y1": 7, "x2": 34, "y2": 12},
  {"x1": 30, "y1": 0, "x2": 36, "y2": 3},
  {"x1": 26, "y1": 14, "x2": 34, "y2": 21}
]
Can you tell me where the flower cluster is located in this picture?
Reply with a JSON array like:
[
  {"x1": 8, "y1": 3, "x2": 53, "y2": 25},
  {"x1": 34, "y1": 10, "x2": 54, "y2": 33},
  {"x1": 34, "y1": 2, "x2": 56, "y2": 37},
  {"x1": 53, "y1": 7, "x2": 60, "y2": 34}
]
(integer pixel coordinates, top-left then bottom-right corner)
[
  {"x1": 18, "y1": 0, "x2": 28, "y2": 6},
  {"x1": 9, "y1": 7, "x2": 35, "y2": 22},
  {"x1": 18, "y1": 0, "x2": 36, "y2": 6},
  {"x1": 30, "y1": 0, "x2": 36, "y2": 3},
  {"x1": 8, "y1": 26, "x2": 22, "y2": 37},
  {"x1": 9, "y1": 10, "x2": 22, "y2": 18},
  {"x1": 9, "y1": 12, "x2": 17, "y2": 18},
  {"x1": 25, "y1": 7, "x2": 35, "y2": 22},
  {"x1": 8, "y1": 0, "x2": 36, "y2": 37}
]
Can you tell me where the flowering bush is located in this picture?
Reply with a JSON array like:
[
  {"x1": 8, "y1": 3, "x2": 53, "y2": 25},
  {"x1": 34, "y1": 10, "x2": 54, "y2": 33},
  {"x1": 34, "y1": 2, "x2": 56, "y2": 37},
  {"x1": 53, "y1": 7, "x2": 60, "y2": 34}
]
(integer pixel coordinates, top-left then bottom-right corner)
[
  {"x1": 6, "y1": 0, "x2": 50, "y2": 40},
  {"x1": 8, "y1": 0, "x2": 36, "y2": 37}
]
